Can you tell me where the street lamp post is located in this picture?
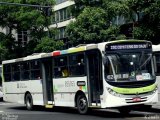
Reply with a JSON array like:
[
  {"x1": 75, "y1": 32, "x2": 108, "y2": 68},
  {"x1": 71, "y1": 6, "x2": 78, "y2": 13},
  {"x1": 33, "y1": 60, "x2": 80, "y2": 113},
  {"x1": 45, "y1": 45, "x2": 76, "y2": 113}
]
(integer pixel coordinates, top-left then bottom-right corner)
[{"x1": 0, "y1": 2, "x2": 51, "y2": 9}]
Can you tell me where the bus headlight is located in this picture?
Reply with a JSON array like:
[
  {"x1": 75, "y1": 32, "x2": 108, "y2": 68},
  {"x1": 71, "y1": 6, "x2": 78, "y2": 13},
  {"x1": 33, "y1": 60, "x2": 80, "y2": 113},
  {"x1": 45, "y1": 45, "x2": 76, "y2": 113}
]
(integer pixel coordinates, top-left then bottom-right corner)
[
  {"x1": 150, "y1": 85, "x2": 158, "y2": 94},
  {"x1": 107, "y1": 87, "x2": 122, "y2": 97}
]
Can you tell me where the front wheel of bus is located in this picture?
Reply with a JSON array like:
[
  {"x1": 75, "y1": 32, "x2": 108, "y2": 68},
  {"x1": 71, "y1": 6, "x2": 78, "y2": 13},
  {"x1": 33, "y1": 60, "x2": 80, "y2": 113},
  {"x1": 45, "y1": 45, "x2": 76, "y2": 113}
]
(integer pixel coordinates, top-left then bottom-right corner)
[
  {"x1": 77, "y1": 94, "x2": 88, "y2": 114},
  {"x1": 25, "y1": 93, "x2": 33, "y2": 110}
]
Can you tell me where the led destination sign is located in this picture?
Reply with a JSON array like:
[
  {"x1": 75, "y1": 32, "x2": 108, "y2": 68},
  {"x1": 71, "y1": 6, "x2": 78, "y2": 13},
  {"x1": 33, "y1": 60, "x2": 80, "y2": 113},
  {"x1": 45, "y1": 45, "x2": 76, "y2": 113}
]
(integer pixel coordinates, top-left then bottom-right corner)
[
  {"x1": 110, "y1": 44, "x2": 147, "y2": 50},
  {"x1": 105, "y1": 42, "x2": 152, "y2": 51}
]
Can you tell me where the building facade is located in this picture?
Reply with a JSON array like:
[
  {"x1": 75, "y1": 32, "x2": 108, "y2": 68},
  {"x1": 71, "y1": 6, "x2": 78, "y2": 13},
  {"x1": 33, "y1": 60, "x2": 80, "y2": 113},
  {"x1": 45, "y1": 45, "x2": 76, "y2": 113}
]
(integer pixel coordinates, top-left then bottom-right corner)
[
  {"x1": 0, "y1": 27, "x2": 29, "y2": 47},
  {"x1": 50, "y1": 0, "x2": 75, "y2": 40}
]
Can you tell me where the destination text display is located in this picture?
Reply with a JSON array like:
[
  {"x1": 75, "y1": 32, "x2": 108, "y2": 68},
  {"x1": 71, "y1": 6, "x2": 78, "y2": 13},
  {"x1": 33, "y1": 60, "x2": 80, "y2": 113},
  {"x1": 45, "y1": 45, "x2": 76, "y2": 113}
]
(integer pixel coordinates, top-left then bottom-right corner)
[
  {"x1": 105, "y1": 42, "x2": 151, "y2": 51},
  {"x1": 110, "y1": 44, "x2": 147, "y2": 50}
]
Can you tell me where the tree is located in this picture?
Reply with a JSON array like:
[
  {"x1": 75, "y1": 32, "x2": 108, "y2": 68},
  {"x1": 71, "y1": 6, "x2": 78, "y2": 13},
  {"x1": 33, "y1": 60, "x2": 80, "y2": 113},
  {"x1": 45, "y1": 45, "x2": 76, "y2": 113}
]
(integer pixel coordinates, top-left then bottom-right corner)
[
  {"x1": 0, "y1": 0, "x2": 56, "y2": 60},
  {"x1": 66, "y1": 7, "x2": 109, "y2": 45},
  {"x1": 0, "y1": 43, "x2": 8, "y2": 62},
  {"x1": 70, "y1": 0, "x2": 102, "y2": 17},
  {"x1": 69, "y1": 0, "x2": 160, "y2": 44},
  {"x1": 133, "y1": 0, "x2": 160, "y2": 44},
  {"x1": 34, "y1": 37, "x2": 64, "y2": 52},
  {"x1": 66, "y1": 1, "x2": 127, "y2": 46},
  {"x1": 102, "y1": 0, "x2": 160, "y2": 43}
]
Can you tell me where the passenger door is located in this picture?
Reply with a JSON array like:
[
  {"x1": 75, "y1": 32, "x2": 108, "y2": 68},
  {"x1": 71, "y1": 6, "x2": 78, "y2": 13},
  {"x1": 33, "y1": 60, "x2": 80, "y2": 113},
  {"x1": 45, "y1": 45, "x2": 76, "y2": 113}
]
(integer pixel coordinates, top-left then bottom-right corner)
[
  {"x1": 41, "y1": 58, "x2": 54, "y2": 105},
  {"x1": 86, "y1": 49, "x2": 103, "y2": 106}
]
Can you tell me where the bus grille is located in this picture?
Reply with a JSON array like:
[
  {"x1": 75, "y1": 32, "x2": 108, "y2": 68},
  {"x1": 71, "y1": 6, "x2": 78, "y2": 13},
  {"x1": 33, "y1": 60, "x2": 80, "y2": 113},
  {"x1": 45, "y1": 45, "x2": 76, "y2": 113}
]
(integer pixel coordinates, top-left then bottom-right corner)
[{"x1": 125, "y1": 97, "x2": 147, "y2": 103}]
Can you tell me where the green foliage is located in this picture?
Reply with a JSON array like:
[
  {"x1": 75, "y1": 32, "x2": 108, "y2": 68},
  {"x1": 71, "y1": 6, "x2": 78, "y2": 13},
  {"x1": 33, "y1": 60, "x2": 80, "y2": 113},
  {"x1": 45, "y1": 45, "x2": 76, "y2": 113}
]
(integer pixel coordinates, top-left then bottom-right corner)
[
  {"x1": 0, "y1": 0, "x2": 57, "y2": 61},
  {"x1": 69, "y1": 0, "x2": 160, "y2": 44},
  {"x1": 34, "y1": 37, "x2": 64, "y2": 52},
  {"x1": 133, "y1": 26, "x2": 155, "y2": 40},
  {"x1": 0, "y1": 43, "x2": 8, "y2": 62},
  {"x1": 66, "y1": 7, "x2": 115, "y2": 46},
  {"x1": 71, "y1": 0, "x2": 102, "y2": 17},
  {"x1": 24, "y1": 39, "x2": 38, "y2": 55},
  {"x1": 67, "y1": 0, "x2": 131, "y2": 45}
]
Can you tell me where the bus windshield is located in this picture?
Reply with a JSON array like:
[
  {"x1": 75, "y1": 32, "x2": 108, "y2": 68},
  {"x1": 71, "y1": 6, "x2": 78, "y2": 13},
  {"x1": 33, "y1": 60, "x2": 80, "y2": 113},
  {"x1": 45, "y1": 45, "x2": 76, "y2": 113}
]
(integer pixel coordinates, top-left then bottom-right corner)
[{"x1": 104, "y1": 52, "x2": 155, "y2": 82}]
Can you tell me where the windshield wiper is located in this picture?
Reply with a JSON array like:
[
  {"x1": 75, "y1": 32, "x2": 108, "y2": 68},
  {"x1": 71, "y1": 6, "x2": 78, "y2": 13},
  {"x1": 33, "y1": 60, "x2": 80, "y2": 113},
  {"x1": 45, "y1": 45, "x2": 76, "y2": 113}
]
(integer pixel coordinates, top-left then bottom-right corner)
[
  {"x1": 139, "y1": 51, "x2": 144, "y2": 67},
  {"x1": 139, "y1": 54, "x2": 152, "y2": 69}
]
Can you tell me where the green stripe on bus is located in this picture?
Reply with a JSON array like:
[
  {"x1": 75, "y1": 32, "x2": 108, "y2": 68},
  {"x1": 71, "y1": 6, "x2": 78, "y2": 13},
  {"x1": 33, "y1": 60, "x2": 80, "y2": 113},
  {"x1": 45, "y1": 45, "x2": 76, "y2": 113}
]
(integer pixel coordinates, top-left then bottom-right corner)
[
  {"x1": 53, "y1": 85, "x2": 58, "y2": 92},
  {"x1": 112, "y1": 84, "x2": 156, "y2": 94},
  {"x1": 82, "y1": 86, "x2": 87, "y2": 91}
]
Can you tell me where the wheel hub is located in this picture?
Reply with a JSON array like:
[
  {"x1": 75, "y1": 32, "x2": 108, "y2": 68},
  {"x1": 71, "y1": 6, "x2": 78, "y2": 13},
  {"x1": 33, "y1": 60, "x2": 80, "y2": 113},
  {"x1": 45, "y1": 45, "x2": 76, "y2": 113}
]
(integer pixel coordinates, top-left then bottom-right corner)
[{"x1": 79, "y1": 98, "x2": 86, "y2": 110}]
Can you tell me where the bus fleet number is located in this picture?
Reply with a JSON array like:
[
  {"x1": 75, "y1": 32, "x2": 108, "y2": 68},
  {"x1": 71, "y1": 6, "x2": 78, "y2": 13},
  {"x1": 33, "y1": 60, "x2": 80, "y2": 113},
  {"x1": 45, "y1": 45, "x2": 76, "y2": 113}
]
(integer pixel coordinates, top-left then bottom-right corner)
[{"x1": 65, "y1": 81, "x2": 75, "y2": 87}]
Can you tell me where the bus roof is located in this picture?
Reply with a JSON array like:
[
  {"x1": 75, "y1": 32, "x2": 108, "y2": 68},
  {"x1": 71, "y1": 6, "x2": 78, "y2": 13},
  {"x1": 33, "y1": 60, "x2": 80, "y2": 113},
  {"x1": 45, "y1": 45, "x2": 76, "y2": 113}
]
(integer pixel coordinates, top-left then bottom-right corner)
[
  {"x1": 2, "y1": 39, "x2": 150, "y2": 64},
  {"x1": 2, "y1": 53, "x2": 46, "y2": 64},
  {"x1": 2, "y1": 43, "x2": 98, "y2": 64}
]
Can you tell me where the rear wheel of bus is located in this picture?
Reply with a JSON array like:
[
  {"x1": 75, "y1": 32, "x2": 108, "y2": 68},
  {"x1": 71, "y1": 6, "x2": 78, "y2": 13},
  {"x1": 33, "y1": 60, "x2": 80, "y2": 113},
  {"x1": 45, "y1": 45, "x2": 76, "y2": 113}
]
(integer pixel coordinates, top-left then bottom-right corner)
[
  {"x1": 25, "y1": 93, "x2": 33, "y2": 110},
  {"x1": 76, "y1": 94, "x2": 88, "y2": 114}
]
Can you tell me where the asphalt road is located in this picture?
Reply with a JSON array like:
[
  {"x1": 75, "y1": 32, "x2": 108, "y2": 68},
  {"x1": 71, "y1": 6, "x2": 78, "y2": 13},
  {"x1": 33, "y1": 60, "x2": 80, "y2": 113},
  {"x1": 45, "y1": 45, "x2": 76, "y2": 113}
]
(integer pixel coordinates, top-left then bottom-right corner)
[{"x1": 0, "y1": 101, "x2": 160, "y2": 120}]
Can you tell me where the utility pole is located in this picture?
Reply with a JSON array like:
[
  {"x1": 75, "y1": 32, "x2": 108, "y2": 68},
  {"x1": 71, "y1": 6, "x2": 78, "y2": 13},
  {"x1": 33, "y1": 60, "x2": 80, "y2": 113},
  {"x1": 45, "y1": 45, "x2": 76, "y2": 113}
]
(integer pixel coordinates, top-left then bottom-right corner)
[
  {"x1": 0, "y1": 1, "x2": 52, "y2": 16},
  {"x1": 0, "y1": 2, "x2": 51, "y2": 8}
]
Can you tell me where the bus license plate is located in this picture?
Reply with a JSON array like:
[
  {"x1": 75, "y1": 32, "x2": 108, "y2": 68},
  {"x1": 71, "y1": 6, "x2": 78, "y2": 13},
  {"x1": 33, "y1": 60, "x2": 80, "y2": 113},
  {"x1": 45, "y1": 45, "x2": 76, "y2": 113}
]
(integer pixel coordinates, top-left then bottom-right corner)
[{"x1": 133, "y1": 97, "x2": 141, "y2": 102}]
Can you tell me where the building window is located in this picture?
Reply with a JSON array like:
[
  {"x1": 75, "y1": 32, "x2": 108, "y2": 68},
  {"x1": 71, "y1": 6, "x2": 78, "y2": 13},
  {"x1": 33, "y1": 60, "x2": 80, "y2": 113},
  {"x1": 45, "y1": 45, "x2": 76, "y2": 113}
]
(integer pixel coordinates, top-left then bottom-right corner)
[
  {"x1": 17, "y1": 30, "x2": 28, "y2": 47},
  {"x1": 60, "y1": 10, "x2": 64, "y2": 22},
  {"x1": 55, "y1": 12, "x2": 59, "y2": 22},
  {"x1": 55, "y1": 27, "x2": 66, "y2": 40},
  {"x1": 53, "y1": 7, "x2": 72, "y2": 24},
  {"x1": 55, "y1": 0, "x2": 68, "y2": 4}
]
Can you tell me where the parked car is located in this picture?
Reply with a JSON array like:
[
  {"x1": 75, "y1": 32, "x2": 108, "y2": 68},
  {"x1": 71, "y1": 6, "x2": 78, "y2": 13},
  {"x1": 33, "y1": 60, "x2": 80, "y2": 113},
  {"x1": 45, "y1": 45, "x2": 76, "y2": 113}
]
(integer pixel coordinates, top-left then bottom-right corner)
[{"x1": 0, "y1": 87, "x2": 3, "y2": 101}]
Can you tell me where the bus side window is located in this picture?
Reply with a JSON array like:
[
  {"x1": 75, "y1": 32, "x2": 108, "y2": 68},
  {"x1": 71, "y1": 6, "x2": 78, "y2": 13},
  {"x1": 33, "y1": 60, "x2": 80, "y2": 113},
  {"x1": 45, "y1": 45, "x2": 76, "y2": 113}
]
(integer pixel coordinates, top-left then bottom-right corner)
[
  {"x1": 30, "y1": 61, "x2": 41, "y2": 80},
  {"x1": 54, "y1": 67, "x2": 62, "y2": 77},
  {"x1": 21, "y1": 62, "x2": 30, "y2": 80},
  {"x1": 62, "y1": 67, "x2": 69, "y2": 77},
  {"x1": 4, "y1": 64, "x2": 11, "y2": 82},
  {"x1": 69, "y1": 53, "x2": 85, "y2": 76},
  {"x1": 54, "y1": 56, "x2": 69, "y2": 78},
  {"x1": 155, "y1": 53, "x2": 160, "y2": 75},
  {"x1": 12, "y1": 63, "x2": 20, "y2": 81}
]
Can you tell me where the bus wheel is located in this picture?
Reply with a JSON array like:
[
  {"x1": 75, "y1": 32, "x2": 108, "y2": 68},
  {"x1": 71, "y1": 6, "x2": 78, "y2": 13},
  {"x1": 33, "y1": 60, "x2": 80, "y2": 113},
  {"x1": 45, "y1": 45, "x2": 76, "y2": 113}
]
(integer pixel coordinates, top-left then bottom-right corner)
[
  {"x1": 118, "y1": 107, "x2": 131, "y2": 115},
  {"x1": 76, "y1": 94, "x2": 88, "y2": 114},
  {"x1": 25, "y1": 93, "x2": 33, "y2": 110}
]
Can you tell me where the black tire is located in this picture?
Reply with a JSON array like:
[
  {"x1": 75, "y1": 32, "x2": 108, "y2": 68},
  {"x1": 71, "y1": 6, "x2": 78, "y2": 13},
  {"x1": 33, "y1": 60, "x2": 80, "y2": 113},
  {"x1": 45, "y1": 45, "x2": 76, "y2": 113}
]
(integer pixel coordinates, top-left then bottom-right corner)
[
  {"x1": 76, "y1": 94, "x2": 88, "y2": 114},
  {"x1": 118, "y1": 107, "x2": 131, "y2": 115},
  {"x1": 25, "y1": 93, "x2": 33, "y2": 110},
  {"x1": 0, "y1": 97, "x2": 3, "y2": 101}
]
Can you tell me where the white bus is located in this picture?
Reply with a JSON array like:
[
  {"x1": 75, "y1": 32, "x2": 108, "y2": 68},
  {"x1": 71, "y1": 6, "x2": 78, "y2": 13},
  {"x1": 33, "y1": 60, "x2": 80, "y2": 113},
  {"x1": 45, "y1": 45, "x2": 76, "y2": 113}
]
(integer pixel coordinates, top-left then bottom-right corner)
[
  {"x1": 2, "y1": 40, "x2": 158, "y2": 114},
  {"x1": 0, "y1": 65, "x2": 3, "y2": 100},
  {"x1": 152, "y1": 44, "x2": 160, "y2": 104}
]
